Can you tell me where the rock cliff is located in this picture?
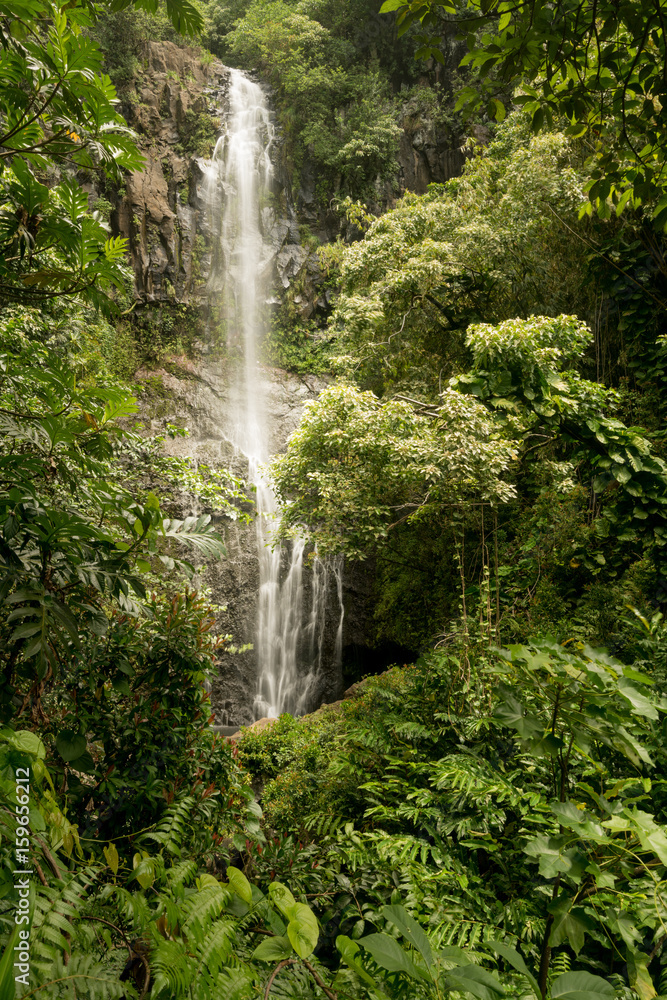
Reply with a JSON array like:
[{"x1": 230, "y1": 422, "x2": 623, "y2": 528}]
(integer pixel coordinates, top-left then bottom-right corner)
[
  {"x1": 107, "y1": 42, "x2": 465, "y2": 722},
  {"x1": 109, "y1": 41, "x2": 468, "y2": 311}
]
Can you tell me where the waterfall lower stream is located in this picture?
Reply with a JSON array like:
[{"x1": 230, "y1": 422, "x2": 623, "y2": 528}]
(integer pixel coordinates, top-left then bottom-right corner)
[{"x1": 202, "y1": 69, "x2": 344, "y2": 720}]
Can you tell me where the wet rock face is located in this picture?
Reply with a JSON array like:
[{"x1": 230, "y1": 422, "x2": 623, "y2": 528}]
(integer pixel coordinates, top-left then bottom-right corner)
[
  {"x1": 112, "y1": 44, "x2": 468, "y2": 310},
  {"x1": 112, "y1": 41, "x2": 228, "y2": 304},
  {"x1": 396, "y1": 121, "x2": 466, "y2": 195},
  {"x1": 112, "y1": 44, "x2": 314, "y2": 311},
  {"x1": 139, "y1": 358, "x2": 343, "y2": 727}
]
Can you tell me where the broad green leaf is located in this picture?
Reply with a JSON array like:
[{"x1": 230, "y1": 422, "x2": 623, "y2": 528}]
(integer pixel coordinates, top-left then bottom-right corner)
[
  {"x1": 359, "y1": 932, "x2": 430, "y2": 982},
  {"x1": 548, "y1": 898, "x2": 595, "y2": 955},
  {"x1": 382, "y1": 904, "x2": 433, "y2": 966},
  {"x1": 494, "y1": 692, "x2": 543, "y2": 738},
  {"x1": 627, "y1": 950, "x2": 656, "y2": 1000},
  {"x1": 103, "y1": 843, "x2": 119, "y2": 875},
  {"x1": 132, "y1": 855, "x2": 154, "y2": 890},
  {"x1": 287, "y1": 902, "x2": 319, "y2": 959},
  {"x1": 9, "y1": 730, "x2": 45, "y2": 760},
  {"x1": 252, "y1": 935, "x2": 293, "y2": 962},
  {"x1": 226, "y1": 865, "x2": 252, "y2": 905},
  {"x1": 336, "y1": 935, "x2": 382, "y2": 990},
  {"x1": 486, "y1": 940, "x2": 540, "y2": 998},
  {"x1": 445, "y1": 964, "x2": 506, "y2": 1000},
  {"x1": 0, "y1": 924, "x2": 19, "y2": 999},
  {"x1": 551, "y1": 971, "x2": 615, "y2": 999},
  {"x1": 269, "y1": 881, "x2": 297, "y2": 921},
  {"x1": 56, "y1": 729, "x2": 87, "y2": 763},
  {"x1": 616, "y1": 677, "x2": 659, "y2": 720}
]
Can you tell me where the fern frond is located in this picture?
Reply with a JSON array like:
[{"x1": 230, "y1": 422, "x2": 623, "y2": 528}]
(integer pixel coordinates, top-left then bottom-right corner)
[
  {"x1": 165, "y1": 858, "x2": 198, "y2": 889},
  {"x1": 139, "y1": 796, "x2": 196, "y2": 856},
  {"x1": 30, "y1": 950, "x2": 136, "y2": 1000},
  {"x1": 213, "y1": 964, "x2": 256, "y2": 1000},
  {"x1": 150, "y1": 937, "x2": 193, "y2": 996},
  {"x1": 303, "y1": 811, "x2": 345, "y2": 837},
  {"x1": 195, "y1": 917, "x2": 236, "y2": 979},
  {"x1": 31, "y1": 868, "x2": 98, "y2": 961},
  {"x1": 550, "y1": 951, "x2": 572, "y2": 976},
  {"x1": 110, "y1": 885, "x2": 153, "y2": 933}
]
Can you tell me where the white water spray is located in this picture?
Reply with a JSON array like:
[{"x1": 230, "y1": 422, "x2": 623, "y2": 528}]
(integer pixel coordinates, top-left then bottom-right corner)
[{"x1": 203, "y1": 69, "x2": 343, "y2": 719}]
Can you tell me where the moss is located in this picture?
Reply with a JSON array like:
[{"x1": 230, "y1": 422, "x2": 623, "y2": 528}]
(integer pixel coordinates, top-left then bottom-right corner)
[
  {"x1": 130, "y1": 303, "x2": 203, "y2": 366},
  {"x1": 136, "y1": 374, "x2": 176, "y2": 419},
  {"x1": 177, "y1": 110, "x2": 221, "y2": 158}
]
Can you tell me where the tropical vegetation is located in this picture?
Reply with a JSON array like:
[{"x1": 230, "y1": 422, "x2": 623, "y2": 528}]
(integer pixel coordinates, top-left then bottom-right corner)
[{"x1": 2, "y1": 0, "x2": 667, "y2": 998}]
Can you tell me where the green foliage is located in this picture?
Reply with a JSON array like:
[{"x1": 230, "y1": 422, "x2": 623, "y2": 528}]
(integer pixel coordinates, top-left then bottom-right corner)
[
  {"x1": 0, "y1": 338, "x2": 237, "y2": 713},
  {"x1": 5, "y1": 634, "x2": 667, "y2": 997},
  {"x1": 381, "y1": 0, "x2": 667, "y2": 227},
  {"x1": 177, "y1": 109, "x2": 221, "y2": 157},
  {"x1": 48, "y1": 592, "x2": 254, "y2": 842},
  {"x1": 225, "y1": 0, "x2": 405, "y2": 201},
  {"x1": 272, "y1": 112, "x2": 667, "y2": 652},
  {"x1": 241, "y1": 638, "x2": 667, "y2": 998},
  {"x1": 327, "y1": 114, "x2": 587, "y2": 395},
  {"x1": 453, "y1": 314, "x2": 667, "y2": 566},
  {"x1": 262, "y1": 315, "x2": 333, "y2": 376},
  {"x1": 0, "y1": 0, "x2": 203, "y2": 310},
  {"x1": 5, "y1": 3, "x2": 667, "y2": 998},
  {"x1": 90, "y1": 2, "x2": 203, "y2": 85},
  {"x1": 272, "y1": 381, "x2": 515, "y2": 558}
]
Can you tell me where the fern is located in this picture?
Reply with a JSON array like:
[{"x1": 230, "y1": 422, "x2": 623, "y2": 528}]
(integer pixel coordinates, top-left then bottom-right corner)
[
  {"x1": 150, "y1": 937, "x2": 193, "y2": 997},
  {"x1": 31, "y1": 868, "x2": 98, "y2": 963},
  {"x1": 549, "y1": 951, "x2": 572, "y2": 977},
  {"x1": 303, "y1": 811, "x2": 346, "y2": 837},
  {"x1": 212, "y1": 965, "x2": 256, "y2": 1000},
  {"x1": 180, "y1": 882, "x2": 230, "y2": 938},
  {"x1": 194, "y1": 918, "x2": 236, "y2": 979},
  {"x1": 139, "y1": 796, "x2": 196, "y2": 856},
  {"x1": 658, "y1": 965, "x2": 667, "y2": 997},
  {"x1": 165, "y1": 858, "x2": 198, "y2": 888},
  {"x1": 109, "y1": 885, "x2": 153, "y2": 933},
  {"x1": 265, "y1": 960, "x2": 326, "y2": 998},
  {"x1": 28, "y1": 951, "x2": 135, "y2": 1000}
]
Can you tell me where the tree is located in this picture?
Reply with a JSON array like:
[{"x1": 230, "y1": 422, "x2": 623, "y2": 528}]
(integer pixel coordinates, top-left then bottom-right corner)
[
  {"x1": 325, "y1": 115, "x2": 588, "y2": 397},
  {"x1": 0, "y1": 339, "x2": 231, "y2": 717},
  {"x1": 272, "y1": 381, "x2": 515, "y2": 559},
  {"x1": 0, "y1": 0, "x2": 202, "y2": 309},
  {"x1": 226, "y1": 0, "x2": 402, "y2": 197},
  {"x1": 381, "y1": 0, "x2": 667, "y2": 227}
]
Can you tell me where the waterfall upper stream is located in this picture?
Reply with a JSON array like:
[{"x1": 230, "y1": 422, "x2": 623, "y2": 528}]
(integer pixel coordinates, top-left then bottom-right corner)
[{"x1": 202, "y1": 69, "x2": 344, "y2": 720}]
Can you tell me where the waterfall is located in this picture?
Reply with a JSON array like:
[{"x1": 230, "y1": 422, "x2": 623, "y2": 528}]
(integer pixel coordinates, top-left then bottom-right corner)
[{"x1": 202, "y1": 69, "x2": 343, "y2": 720}]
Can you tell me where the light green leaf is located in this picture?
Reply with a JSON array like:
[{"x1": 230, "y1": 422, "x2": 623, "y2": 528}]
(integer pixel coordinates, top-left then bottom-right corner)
[
  {"x1": 287, "y1": 902, "x2": 319, "y2": 959},
  {"x1": 382, "y1": 904, "x2": 433, "y2": 966},
  {"x1": 627, "y1": 950, "x2": 656, "y2": 1000},
  {"x1": 0, "y1": 924, "x2": 19, "y2": 1000},
  {"x1": 103, "y1": 843, "x2": 119, "y2": 875},
  {"x1": 445, "y1": 964, "x2": 506, "y2": 1000},
  {"x1": 252, "y1": 935, "x2": 293, "y2": 962},
  {"x1": 226, "y1": 865, "x2": 252, "y2": 905},
  {"x1": 486, "y1": 940, "x2": 540, "y2": 998},
  {"x1": 269, "y1": 881, "x2": 297, "y2": 921},
  {"x1": 551, "y1": 971, "x2": 615, "y2": 1000},
  {"x1": 359, "y1": 933, "x2": 430, "y2": 982},
  {"x1": 9, "y1": 730, "x2": 46, "y2": 760},
  {"x1": 336, "y1": 935, "x2": 382, "y2": 990}
]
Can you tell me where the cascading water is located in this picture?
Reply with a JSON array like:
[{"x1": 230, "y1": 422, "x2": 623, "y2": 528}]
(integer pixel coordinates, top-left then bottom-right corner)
[{"x1": 202, "y1": 69, "x2": 343, "y2": 720}]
